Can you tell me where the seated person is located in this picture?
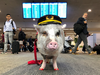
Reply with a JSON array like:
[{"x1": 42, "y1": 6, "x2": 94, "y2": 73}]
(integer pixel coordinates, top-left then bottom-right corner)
[{"x1": 28, "y1": 36, "x2": 33, "y2": 46}]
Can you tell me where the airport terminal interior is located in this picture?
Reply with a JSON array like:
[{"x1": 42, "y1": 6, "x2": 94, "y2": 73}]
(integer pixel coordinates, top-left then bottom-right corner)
[{"x1": 0, "y1": 0, "x2": 100, "y2": 75}]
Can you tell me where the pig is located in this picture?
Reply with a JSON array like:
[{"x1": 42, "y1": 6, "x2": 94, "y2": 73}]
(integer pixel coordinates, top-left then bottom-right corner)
[{"x1": 34, "y1": 24, "x2": 66, "y2": 71}]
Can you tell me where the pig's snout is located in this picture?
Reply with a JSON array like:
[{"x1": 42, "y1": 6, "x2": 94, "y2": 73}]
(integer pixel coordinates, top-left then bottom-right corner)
[{"x1": 47, "y1": 41, "x2": 58, "y2": 50}]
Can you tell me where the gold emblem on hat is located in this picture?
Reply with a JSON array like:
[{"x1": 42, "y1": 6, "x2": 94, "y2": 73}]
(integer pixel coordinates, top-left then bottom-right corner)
[{"x1": 46, "y1": 16, "x2": 54, "y2": 20}]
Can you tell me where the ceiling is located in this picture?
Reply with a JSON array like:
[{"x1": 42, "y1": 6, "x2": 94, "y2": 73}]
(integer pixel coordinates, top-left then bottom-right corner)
[{"x1": 0, "y1": 0, "x2": 100, "y2": 22}]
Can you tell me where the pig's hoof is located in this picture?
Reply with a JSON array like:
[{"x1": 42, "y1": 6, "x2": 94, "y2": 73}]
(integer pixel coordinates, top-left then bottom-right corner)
[
  {"x1": 39, "y1": 68, "x2": 44, "y2": 70},
  {"x1": 54, "y1": 68, "x2": 59, "y2": 71}
]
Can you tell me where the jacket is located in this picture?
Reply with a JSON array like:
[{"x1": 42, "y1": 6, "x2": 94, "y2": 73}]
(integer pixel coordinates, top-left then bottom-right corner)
[
  {"x1": 18, "y1": 31, "x2": 25, "y2": 41},
  {"x1": 76, "y1": 17, "x2": 89, "y2": 35}
]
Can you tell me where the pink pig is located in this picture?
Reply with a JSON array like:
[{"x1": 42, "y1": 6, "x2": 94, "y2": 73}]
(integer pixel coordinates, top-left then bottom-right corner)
[{"x1": 34, "y1": 24, "x2": 66, "y2": 71}]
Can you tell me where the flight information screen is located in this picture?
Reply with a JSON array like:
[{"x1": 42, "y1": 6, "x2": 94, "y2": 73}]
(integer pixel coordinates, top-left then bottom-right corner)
[
  {"x1": 49, "y1": 3, "x2": 58, "y2": 15},
  {"x1": 22, "y1": 2, "x2": 67, "y2": 18},
  {"x1": 32, "y1": 3, "x2": 40, "y2": 18},
  {"x1": 58, "y1": 2, "x2": 67, "y2": 18},
  {"x1": 23, "y1": 3, "x2": 32, "y2": 18},
  {"x1": 41, "y1": 3, "x2": 49, "y2": 17}
]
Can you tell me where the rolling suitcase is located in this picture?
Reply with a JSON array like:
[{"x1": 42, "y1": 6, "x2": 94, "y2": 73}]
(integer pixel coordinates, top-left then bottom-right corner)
[
  {"x1": 0, "y1": 42, "x2": 4, "y2": 49},
  {"x1": 28, "y1": 45, "x2": 33, "y2": 52},
  {"x1": 12, "y1": 40, "x2": 19, "y2": 54}
]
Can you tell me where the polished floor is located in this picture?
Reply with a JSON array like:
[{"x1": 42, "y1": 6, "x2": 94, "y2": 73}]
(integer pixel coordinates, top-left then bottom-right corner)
[{"x1": 0, "y1": 51, "x2": 100, "y2": 75}]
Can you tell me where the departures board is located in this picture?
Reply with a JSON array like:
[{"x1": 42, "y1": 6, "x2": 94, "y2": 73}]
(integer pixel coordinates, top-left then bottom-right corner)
[{"x1": 23, "y1": 2, "x2": 67, "y2": 19}]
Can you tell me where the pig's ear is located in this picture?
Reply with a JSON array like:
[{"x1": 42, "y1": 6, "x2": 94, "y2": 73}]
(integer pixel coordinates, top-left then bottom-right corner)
[
  {"x1": 61, "y1": 24, "x2": 67, "y2": 29},
  {"x1": 34, "y1": 25, "x2": 41, "y2": 32}
]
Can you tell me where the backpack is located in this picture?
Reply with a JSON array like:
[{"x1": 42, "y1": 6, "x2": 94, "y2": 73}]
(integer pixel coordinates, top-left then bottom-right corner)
[
  {"x1": 74, "y1": 23, "x2": 85, "y2": 35},
  {"x1": 93, "y1": 45, "x2": 100, "y2": 54},
  {"x1": 4, "y1": 20, "x2": 16, "y2": 34}
]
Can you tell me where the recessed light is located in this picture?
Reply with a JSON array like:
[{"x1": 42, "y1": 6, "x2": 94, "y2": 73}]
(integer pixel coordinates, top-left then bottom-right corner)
[
  {"x1": 33, "y1": 19, "x2": 35, "y2": 21},
  {"x1": 88, "y1": 9, "x2": 92, "y2": 12}
]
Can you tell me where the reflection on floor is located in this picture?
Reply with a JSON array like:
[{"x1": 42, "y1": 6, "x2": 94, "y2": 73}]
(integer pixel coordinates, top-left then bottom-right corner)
[{"x1": 0, "y1": 51, "x2": 100, "y2": 75}]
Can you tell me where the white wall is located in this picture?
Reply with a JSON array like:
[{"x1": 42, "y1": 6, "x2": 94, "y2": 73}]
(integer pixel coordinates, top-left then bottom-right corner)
[
  {"x1": 95, "y1": 33, "x2": 100, "y2": 45},
  {"x1": 87, "y1": 33, "x2": 100, "y2": 48},
  {"x1": 87, "y1": 36, "x2": 94, "y2": 47},
  {"x1": 93, "y1": 34, "x2": 96, "y2": 46}
]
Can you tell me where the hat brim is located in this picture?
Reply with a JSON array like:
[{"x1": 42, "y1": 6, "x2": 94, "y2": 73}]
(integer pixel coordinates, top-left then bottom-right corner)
[{"x1": 38, "y1": 19, "x2": 62, "y2": 25}]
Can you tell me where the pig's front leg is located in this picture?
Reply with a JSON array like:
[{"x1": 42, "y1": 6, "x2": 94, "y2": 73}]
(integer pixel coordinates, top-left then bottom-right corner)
[
  {"x1": 39, "y1": 59, "x2": 46, "y2": 70},
  {"x1": 53, "y1": 56, "x2": 59, "y2": 71}
]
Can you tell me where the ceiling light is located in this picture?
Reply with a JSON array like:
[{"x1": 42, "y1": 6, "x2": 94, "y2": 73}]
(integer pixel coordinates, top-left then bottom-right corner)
[
  {"x1": 88, "y1": 9, "x2": 92, "y2": 12},
  {"x1": 0, "y1": 10, "x2": 1, "y2": 13},
  {"x1": 33, "y1": 19, "x2": 35, "y2": 21}
]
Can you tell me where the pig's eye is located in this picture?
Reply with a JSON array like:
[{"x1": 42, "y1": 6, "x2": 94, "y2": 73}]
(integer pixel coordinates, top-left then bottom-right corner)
[
  {"x1": 42, "y1": 31, "x2": 48, "y2": 36},
  {"x1": 56, "y1": 31, "x2": 60, "y2": 37}
]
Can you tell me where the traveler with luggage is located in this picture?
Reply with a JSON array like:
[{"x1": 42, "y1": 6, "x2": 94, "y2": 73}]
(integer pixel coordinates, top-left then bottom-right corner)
[
  {"x1": 72, "y1": 13, "x2": 92, "y2": 55},
  {"x1": 1, "y1": 14, "x2": 16, "y2": 54}
]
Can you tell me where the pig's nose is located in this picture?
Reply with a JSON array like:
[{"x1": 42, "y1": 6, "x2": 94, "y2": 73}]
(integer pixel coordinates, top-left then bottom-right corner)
[{"x1": 47, "y1": 41, "x2": 58, "y2": 50}]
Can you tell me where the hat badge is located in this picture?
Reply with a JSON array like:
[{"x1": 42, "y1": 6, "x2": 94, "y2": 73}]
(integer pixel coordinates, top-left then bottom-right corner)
[{"x1": 46, "y1": 16, "x2": 54, "y2": 20}]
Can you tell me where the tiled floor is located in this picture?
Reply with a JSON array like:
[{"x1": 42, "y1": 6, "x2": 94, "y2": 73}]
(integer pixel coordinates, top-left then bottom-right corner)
[{"x1": 0, "y1": 51, "x2": 100, "y2": 75}]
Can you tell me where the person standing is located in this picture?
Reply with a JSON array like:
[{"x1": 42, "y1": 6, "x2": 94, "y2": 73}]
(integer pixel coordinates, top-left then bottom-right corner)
[
  {"x1": 18, "y1": 28, "x2": 25, "y2": 52},
  {"x1": 2, "y1": 14, "x2": 16, "y2": 54},
  {"x1": 72, "y1": 13, "x2": 92, "y2": 55}
]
